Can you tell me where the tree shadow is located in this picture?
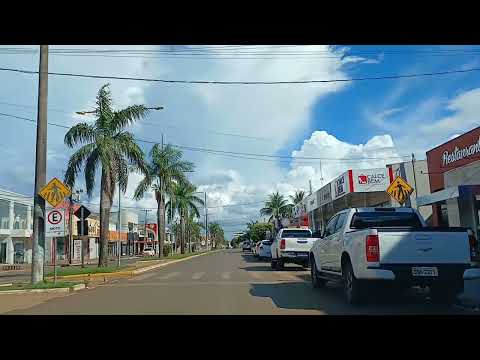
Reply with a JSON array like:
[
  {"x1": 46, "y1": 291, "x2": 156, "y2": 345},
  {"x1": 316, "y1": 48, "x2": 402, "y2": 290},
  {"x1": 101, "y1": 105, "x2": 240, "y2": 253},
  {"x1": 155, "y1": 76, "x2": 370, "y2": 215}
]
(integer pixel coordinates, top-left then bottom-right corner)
[{"x1": 249, "y1": 281, "x2": 461, "y2": 315}]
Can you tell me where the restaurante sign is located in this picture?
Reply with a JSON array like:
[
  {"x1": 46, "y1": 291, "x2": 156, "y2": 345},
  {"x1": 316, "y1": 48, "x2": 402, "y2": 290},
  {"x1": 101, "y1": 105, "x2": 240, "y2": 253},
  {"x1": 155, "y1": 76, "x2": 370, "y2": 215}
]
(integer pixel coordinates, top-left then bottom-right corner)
[{"x1": 442, "y1": 136, "x2": 480, "y2": 166}]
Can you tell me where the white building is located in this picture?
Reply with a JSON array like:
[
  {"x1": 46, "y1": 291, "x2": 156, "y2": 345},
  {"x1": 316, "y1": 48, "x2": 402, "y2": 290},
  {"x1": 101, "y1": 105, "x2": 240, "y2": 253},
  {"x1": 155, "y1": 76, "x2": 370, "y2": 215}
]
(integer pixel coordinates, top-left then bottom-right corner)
[{"x1": 0, "y1": 188, "x2": 33, "y2": 264}]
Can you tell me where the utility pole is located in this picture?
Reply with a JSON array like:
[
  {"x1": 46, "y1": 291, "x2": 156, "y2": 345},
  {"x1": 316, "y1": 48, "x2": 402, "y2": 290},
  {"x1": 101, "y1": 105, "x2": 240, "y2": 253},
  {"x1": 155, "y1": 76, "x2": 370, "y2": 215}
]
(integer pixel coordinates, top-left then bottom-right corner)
[
  {"x1": 309, "y1": 180, "x2": 312, "y2": 195},
  {"x1": 31, "y1": 45, "x2": 48, "y2": 284},
  {"x1": 117, "y1": 181, "x2": 121, "y2": 267},
  {"x1": 411, "y1": 153, "x2": 418, "y2": 209}
]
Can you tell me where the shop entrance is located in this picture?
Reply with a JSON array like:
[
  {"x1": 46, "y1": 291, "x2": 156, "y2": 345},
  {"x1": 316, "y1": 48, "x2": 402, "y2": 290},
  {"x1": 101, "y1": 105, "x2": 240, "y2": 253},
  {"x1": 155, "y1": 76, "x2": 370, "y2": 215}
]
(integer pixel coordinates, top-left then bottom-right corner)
[{"x1": 0, "y1": 242, "x2": 6, "y2": 263}]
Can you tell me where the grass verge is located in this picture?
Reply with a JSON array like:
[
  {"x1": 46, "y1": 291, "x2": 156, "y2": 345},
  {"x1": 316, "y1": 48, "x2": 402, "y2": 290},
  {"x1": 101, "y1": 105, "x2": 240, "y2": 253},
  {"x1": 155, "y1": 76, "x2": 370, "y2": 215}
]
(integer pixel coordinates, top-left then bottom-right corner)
[
  {"x1": 0, "y1": 280, "x2": 80, "y2": 291},
  {"x1": 138, "y1": 252, "x2": 208, "y2": 262},
  {"x1": 45, "y1": 265, "x2": 131, "y2": 277}
]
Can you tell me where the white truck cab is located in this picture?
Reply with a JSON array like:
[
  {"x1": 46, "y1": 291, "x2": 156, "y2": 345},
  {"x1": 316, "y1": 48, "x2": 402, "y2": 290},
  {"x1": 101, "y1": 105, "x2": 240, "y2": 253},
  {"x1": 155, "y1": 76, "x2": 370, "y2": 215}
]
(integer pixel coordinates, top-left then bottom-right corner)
[{"x1": 270, "y1": 227, "x2": 316, "y2": 270}]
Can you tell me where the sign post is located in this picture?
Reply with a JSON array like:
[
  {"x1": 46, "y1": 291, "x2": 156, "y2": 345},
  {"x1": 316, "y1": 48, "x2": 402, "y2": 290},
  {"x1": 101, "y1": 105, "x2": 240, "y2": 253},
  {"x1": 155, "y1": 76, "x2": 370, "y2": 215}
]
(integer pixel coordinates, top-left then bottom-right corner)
[
  {"x1": 74, "y1": 205, "x2": 91, "y2": 268},
  {"x1": 46, "y1": 209, "x2": 65, "y2": 284}
]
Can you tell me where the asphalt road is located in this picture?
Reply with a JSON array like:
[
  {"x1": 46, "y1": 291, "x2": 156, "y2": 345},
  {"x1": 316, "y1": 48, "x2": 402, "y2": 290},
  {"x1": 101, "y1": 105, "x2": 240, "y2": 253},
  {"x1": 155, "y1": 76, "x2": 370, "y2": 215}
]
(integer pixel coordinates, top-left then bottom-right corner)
[{"x1": 3, "y1": 249, "x2": 474, "y2": 315}]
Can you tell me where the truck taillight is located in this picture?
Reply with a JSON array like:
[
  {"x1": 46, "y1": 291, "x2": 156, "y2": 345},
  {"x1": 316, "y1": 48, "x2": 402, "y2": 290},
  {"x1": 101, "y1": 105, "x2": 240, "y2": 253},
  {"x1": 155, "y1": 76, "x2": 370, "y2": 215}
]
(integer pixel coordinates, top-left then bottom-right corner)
[
  {"x1": 468, "y1": 231, "x2": 478, "y2": 261},
  {"x1": 366, "y1": 234, "x2": 380, "y2": 262},
  {"x1": 280, "y1": 239, "x2": 286, "y2": 250}
]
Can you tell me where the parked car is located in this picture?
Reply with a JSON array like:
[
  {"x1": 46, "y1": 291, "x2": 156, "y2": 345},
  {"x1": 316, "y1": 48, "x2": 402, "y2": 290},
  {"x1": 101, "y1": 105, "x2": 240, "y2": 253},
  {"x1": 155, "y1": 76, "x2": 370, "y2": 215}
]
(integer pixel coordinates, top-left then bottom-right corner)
[
  {"x1": 258, "y1": 240, "x2": 272, "y2": 259},
  {"x1": 252, "y1": 241, "x2": 260, "y2": 256},
  {"x1": 270, "y1": 227, "x2": 316, "y2": 269},
  {"x1": 142, "y1": 246, "x2": 155, "y2": 256},
  {"x1": 309, "y1": 207, "x2": 480, "y2": 305},
  {"x1": 242, "y1": 241, "x2": 252, "y2": 252}
]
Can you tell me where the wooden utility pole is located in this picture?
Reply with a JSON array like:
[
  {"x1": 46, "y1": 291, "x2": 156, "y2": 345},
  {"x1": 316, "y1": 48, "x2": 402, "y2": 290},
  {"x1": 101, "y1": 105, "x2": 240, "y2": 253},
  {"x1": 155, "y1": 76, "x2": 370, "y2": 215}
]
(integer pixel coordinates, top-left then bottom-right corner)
[{"x1": 31, "y1": 45, "x2": 48, "y2": 284}]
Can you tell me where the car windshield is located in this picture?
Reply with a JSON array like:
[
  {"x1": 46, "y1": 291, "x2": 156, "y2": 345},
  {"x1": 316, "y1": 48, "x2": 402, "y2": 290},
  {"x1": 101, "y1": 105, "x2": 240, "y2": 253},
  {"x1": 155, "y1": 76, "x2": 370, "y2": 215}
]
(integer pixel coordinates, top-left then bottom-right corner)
[
  {"x1": 351, "y1": 212, "x2": 422, "y2": 228},
  {"x1": 282, "y1": 230, "x2": 311, "y2": 238}
]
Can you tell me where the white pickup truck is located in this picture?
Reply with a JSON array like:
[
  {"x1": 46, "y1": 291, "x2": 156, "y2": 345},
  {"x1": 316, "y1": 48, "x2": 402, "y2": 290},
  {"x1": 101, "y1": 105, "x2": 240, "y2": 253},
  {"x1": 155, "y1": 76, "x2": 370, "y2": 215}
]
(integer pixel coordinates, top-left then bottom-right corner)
[
  {"x1": 270, "y1": 228, "x2": 316, "y2": 270},
  {"x1": 309, "y1": 207, "x2": 480, "y2": 305}
]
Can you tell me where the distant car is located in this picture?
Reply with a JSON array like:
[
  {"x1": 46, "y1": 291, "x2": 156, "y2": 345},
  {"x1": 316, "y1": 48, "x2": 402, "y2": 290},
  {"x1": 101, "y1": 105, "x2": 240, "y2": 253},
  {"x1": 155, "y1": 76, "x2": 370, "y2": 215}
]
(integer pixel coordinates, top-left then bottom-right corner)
[
  {"x1": 257, "y1": 240, "x2": 272, "y2": 259},
  {"x1": 242, "y1": 241, "x2": 252, "y2": 252},
  {"x1": 142, "y1": 246, "x2": 155, "y2": 256}
]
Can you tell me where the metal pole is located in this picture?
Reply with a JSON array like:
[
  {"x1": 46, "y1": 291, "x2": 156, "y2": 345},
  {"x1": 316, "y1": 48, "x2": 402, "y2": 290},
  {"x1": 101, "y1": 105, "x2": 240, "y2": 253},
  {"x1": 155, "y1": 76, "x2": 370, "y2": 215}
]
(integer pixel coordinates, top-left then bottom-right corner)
[
  {"x1": 31, "y1": 45, "x2": 48, "y2": 284},
  {"x1": 68, "y1": 194, "x2": 73, "y2": 264},
  {"x1": 411, "y1": 153, "x2": 418, "y2": 209},
  {"x1": 53, "y1": 237, "x2": 57, "y2": 284},
  {"x1": 144, "y1": 209, "x2": 148, "y2": 252},
  {"x1": 117, "y1": 182, "x2": 121, "y2": 267},
  {"x1": 204, "y1": 192, "x2": 207, "y2": 251}
]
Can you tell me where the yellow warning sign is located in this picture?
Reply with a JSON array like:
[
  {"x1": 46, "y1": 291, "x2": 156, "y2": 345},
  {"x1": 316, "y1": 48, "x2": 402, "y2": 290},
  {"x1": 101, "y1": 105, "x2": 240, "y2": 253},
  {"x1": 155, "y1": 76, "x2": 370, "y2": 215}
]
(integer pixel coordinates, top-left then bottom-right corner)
[
  {"x1": 39, "y1": 178, "x2": 71, "y2": 208},
  {"x1": 386, "y1": 176, "x2": 414, "y2": 205}
]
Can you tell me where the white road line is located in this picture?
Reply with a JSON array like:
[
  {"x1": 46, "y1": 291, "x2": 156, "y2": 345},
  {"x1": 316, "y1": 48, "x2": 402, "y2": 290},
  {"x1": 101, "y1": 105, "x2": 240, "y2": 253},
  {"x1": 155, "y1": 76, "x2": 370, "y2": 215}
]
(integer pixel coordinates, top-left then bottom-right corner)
[
  {"x1": 158, "y1": 272, "x2": 180, "y2": 280},
  {"x1": 249, "y1": 272, "x2": 263, "y2": 280},
  {"x1": 192, "y1": 272, "x2": 205, "y2": 280},
  {"x1": 221, "y1": 272, "x2": 231, "y2": 280}
]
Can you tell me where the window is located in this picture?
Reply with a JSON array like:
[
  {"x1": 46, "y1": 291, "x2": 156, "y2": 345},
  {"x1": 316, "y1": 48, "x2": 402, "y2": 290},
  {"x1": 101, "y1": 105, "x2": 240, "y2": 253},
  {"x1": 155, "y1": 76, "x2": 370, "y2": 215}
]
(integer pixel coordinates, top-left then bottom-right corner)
[
  {"x1": 334, "y1": 212, "x2": 347, "y2": 233},
  {"x1": 324, "y1": 215, "x2": 338, "y2": 237},
  {"x1": 281, "y1": 230, "x2": 311, "y2": 238},
  {"x1": 350, "y1": 211, "x2": 422, "y2": 228}
]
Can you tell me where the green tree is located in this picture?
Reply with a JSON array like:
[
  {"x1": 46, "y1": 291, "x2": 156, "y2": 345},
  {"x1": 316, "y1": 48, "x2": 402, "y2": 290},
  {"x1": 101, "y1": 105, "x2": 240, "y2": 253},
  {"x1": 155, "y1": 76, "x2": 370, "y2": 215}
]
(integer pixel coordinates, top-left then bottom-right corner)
[
  {"x1": 185, "y1": 213, "x2": 204, "y2": 252},
  {"x1": 260, "y1": 192, "x2": 292, "y2": 223},
  {"x1": 133, "y1": 144, "x2": 193, "y2": 258},
  {"x1": 166, "y1": 182, "x2": 204, "y2": 254},
  {"x1": 249, "y1": 222, "x2": 273, "y2": 242},
  {"x1": 290, "y1": 190, "x2": 305, "y2": 205},
  {"x1": 64, "y1": 84, "x2": 149, "y2": 267},
  {"x1": 209, "y1": 222, "x2": 225, "y2": 249}
]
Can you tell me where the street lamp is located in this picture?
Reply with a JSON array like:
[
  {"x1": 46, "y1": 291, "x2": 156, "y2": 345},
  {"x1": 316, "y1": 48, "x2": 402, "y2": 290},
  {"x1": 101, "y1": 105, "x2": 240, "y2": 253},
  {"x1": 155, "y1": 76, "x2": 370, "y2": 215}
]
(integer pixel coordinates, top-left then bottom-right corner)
[{"x1": 75, "y1": 106, "x2": 164, "y2": 116}]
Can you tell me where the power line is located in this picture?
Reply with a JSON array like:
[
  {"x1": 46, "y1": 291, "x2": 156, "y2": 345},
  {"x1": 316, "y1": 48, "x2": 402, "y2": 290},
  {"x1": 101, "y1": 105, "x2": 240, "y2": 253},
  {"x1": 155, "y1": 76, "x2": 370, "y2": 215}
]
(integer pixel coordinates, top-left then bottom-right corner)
[
  {"x1": 0, "y1": 111, "x2": 410, "y2": 162},
  {"x1": 1, "y1": 65, "x2": 480, "y2": 85}
]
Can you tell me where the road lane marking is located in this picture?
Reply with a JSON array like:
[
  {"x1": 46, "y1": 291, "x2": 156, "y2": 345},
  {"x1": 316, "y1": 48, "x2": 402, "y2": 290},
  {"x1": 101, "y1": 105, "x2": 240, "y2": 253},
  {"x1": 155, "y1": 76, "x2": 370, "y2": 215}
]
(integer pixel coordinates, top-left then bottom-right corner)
[
  {"x1": 158, "y1": 272, "x2": 180, "y2": 280},
  {"x1": 249, "y1": 272, "x2": 263, "y2": 280},
  {"x1": 192, "y1": 272, "x2": 205, "y2": 280},
  {"x1": 221, "y1": 272, "x2": 231, "y2": 280}
]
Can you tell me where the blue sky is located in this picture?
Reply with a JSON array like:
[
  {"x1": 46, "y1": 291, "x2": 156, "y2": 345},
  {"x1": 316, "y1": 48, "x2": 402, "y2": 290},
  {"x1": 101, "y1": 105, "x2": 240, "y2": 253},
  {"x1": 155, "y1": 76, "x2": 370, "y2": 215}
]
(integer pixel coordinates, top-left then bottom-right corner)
[{"x1": 0, "y1": 45, "x2": 478, "y2": 238}]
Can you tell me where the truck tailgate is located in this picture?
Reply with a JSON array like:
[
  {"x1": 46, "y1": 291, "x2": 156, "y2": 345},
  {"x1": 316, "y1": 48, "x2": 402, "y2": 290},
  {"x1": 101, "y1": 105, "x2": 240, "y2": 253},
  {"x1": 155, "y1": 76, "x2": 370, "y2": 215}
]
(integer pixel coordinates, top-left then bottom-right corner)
[
  {"x1": 284, "y1": 237, "x2": 316, "y2": 252},
  {"x1": 378, "y1": 229, "x2": 470, "y2": 264}
]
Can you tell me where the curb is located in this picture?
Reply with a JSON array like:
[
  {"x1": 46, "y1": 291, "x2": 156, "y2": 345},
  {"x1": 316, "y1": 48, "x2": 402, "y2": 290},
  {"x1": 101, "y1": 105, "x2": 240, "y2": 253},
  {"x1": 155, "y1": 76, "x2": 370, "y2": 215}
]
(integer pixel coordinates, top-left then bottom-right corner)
[
  {"x1": 0, "y1": 283, "x2": 86, "y2": 295},
  {"x1": 0, "y1": 283, "x2": 13, "y2": 287}
]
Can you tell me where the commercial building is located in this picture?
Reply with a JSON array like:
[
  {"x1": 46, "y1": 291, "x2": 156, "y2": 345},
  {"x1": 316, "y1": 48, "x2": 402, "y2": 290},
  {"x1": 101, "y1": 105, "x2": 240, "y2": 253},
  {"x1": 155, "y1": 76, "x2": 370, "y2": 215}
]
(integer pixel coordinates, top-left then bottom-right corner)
[
  {"x1": 0, "y1": 188, "x2": 33, "y2": 264},
  {"x1": 417, "y1": 126, "x2": 480, "y2": 240}
]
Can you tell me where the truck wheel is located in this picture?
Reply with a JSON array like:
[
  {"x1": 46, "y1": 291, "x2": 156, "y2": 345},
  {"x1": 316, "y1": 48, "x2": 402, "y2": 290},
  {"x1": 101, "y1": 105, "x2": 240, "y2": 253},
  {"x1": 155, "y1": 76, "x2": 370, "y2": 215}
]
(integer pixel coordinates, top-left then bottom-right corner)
[
  {"x1": 310, "y1": 257, "x2": 326, "y2": 288},
  {"x1": 277, "y1": 259, "x2": 284, "y2": 270},
  {"x1": 342, "y1": 261, "x2": 365, "y2": 305},
  {"x1": 430, "y1": 282, "x2": 462, "y2": 305}
]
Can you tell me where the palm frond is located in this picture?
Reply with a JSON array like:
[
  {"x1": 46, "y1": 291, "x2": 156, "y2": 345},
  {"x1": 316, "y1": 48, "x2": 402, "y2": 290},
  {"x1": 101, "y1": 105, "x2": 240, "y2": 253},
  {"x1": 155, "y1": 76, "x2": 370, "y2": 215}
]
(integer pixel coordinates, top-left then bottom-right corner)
[
  {"x1": 111, "y1": 105, "x2": 150, "y2": 133},
  {"x1": 64, "y1": 123, "x2": 96, "y2": 148},
  {"x1": 64, "y1": 143, "x2": 96, "y2": 188},
  {"x1": 84, "y1": 148, "x2": 100, "y2": 197}
]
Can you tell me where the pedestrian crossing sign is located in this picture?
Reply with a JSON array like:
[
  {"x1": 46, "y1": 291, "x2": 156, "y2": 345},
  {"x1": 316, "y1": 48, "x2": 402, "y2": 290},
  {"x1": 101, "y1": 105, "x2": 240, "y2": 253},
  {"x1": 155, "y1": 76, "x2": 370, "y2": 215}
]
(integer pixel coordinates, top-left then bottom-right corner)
[
  {"x1": 39, "y1": 177, "x2": 71, "y2": 208},
  {"x1": 386, "y1": 176, "x2": 414, "y2": 205}
]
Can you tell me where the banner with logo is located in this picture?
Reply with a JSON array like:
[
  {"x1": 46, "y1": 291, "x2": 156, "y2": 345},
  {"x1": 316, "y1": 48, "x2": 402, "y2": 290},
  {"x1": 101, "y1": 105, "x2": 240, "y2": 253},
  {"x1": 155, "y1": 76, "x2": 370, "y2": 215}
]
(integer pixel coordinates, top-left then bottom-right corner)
[
  {"x1": 351, "y1": 168, "x2": 389, "y2": 193},
  {"x1": 332, "y1": 171, "x2": 350, "y2": 200},
  {"x1": 317, "y1": 183, "x2": 332, "y2": 206},
  {"x1": 305, "y1": 192, "x2": 318, "y2": 212}
]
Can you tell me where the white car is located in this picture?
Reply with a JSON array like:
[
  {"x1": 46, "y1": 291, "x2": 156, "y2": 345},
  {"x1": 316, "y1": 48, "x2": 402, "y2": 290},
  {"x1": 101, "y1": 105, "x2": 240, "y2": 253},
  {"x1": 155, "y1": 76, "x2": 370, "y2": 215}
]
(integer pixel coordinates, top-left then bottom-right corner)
[
  {"x1": 270, "y1": 228, "x2": 316, "y2": 269},
  {"x1": 142, "y1": 246, "x2": 155, "y2": 256},
  {"x1": 257, "y1": 240, "x2": 272, "y2": 259},
  {"x1": 309, "y1": 207, "x2": 480, "y2": 305}
]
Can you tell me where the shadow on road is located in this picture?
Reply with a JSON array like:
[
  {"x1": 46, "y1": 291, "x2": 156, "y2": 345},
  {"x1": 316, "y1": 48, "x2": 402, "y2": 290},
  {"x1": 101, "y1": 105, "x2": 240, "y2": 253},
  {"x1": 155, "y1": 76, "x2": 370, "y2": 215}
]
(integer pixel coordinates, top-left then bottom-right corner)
[{"x1": 249, "y1": 281, "x2": 460, "y2": 315}]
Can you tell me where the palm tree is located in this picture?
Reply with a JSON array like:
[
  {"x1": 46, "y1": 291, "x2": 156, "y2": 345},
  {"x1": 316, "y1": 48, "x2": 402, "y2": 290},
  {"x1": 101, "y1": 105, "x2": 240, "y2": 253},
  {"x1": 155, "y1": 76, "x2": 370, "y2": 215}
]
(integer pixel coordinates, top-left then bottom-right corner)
[
  {"x1": 64, "y1": 84, "x2": 150, "y2": 267},
  {"x1": 133, "y1": 144, "x2": 193, "y2": 258},
  {"x1": 209, "y1": 222, "x2": 224, "y2": 249},
  {"x1": 185, "y1": 214, "x2": 204, "y2": 252},
  {"x1": 289, "y1": 190, "x2": 305, "y2": 205},
  {"x1": 260, "y1": 192, "x2": 292, "y2": 223},
  {"x1": 166, "y1": 181, "x2": 204, "y2": 254}
]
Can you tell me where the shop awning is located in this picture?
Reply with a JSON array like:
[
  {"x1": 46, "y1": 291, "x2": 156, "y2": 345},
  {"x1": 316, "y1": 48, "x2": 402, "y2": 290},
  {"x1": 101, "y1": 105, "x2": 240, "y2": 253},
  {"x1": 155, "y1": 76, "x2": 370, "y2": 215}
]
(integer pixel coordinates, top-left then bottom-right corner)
[{"x1": 417, "y1": 186, "x2": 460, "y2": 207}]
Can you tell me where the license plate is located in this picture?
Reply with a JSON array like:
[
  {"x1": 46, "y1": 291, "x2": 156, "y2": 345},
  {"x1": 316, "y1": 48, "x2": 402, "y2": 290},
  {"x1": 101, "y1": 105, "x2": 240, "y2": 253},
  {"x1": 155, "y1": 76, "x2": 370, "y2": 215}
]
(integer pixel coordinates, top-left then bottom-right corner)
[{"x1": 411, "y1": 266, "x2": 438, "y2": 277}]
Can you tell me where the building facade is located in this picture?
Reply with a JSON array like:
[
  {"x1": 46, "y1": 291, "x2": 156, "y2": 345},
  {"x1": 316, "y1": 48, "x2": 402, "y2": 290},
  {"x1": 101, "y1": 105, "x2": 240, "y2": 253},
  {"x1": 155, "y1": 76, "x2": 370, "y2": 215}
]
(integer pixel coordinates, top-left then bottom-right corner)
[
  {"x1": 418, "y1": 126, "x2": 480, "y2": 240},
  {"x1": 0, "y1": 189, "x2": 33, "y2": 264}
]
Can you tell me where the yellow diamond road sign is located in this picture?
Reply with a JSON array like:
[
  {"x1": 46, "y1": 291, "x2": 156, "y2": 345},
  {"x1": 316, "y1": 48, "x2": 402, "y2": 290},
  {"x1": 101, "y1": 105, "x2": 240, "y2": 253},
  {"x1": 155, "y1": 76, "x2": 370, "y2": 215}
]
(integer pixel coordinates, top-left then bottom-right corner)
[
  {"x1": 39, "y1": 177, "x2": 71, "y2": 208},
  {"x1": 386, "y1": 176, "x2": 414, "y2": 205}
]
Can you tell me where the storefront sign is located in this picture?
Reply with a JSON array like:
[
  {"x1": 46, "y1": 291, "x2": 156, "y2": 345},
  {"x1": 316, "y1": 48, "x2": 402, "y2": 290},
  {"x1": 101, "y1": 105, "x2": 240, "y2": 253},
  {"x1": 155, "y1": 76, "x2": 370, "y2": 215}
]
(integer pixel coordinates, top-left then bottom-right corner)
[
  {"x1": 442, "y1": 136, "x2": 480, "y2": 166},
  {"x1": 317, "y1": 183, "x2": 332, "y2": 206},
  {"x1": 305, "y1": 193, "x2": 318, "y2": 212},
  {"x1": 351, "y1": 168, "x2": 390, "y2": 193},
  {"x1": 73, "y1": 240, "x2": 82, "y2": 260},
  {"x1": 332, "y1": 172, "x2": 350, "y2": 200}
]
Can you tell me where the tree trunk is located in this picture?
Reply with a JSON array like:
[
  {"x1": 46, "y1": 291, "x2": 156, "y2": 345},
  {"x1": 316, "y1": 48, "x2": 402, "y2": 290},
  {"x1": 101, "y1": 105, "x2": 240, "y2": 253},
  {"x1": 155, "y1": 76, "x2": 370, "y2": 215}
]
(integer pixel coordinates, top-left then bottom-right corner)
[
  {"x1": 158, "y1": 194, "x2": 165, "y2": 259},
  {"x1": 180, "y1": 211, "x2": 185, "y2": 254},
  {"x1": 98, "y1": 170, "x2": 113, "y2": 267}
]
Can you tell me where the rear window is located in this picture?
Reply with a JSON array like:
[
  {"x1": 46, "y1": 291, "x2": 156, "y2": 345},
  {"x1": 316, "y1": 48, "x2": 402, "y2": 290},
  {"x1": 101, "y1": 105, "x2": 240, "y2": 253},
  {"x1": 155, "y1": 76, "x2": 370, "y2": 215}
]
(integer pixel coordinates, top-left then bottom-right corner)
[
  {"x1": 281, "y1": 230, "x2": 312, "y2": 238},
  {"x1": 350, "y1": 212, "x2": 422, "y2": 229}
]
